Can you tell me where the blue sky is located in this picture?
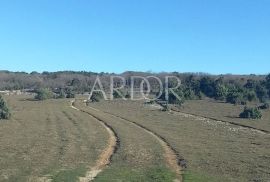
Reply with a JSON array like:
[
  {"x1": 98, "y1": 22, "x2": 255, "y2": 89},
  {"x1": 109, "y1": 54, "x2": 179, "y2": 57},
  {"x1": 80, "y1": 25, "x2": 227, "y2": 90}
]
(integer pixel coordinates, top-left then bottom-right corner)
[{"x1": 0, "y1": 0, "x2": 269, "y2": 74}]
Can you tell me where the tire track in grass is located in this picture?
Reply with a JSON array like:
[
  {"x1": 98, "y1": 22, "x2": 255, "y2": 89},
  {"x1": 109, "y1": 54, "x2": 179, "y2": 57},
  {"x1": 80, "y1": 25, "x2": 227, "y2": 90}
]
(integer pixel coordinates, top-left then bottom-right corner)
[
  {"x1": 62, "y1": 110, "x2": 83, "y2": 141},
  {"x1": 54, "y1": 114, "x2": 69, "y2": 163},
  {"x1": 86, "y1": 105, "x2": 186, "y2": 182},
  {"x1": 36, "y1": 112, "x2": 68, "y2": 182},
  {"x1": 169, "y1": 107, "x2": 269, "y2": 135},
  {"x1": 70, "y1": 100, "x2": 119, "y2": 182}
]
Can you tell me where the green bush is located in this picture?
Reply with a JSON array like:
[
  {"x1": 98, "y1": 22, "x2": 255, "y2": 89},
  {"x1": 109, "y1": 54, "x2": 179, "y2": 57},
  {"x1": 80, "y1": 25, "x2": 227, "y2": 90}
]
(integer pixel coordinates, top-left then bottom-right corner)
[
  {"x1": 239, "y1": 107, "x2": 262, "y2": 119},
  {"x1": 0, "y1": 95, "x2": 11, "y2": 119},
  {"x1": 35, "y1": 88, "x2": 54, "y2": 100}
]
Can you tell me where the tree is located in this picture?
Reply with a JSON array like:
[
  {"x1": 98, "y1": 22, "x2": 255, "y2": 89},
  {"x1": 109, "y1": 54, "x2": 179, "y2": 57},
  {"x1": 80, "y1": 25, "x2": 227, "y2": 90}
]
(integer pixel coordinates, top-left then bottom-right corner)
[
  {"x1": 0, "y1": 95, "x2": 11, "y2": 119},
  {"x1": 200, "y1": 77, "x2": 215, "y2": 97},
  {"x1": 255, "y1": 85, "x2": 268, "y2": 102},
  {"x1": 214, "y1": 84, "x2": 228, "y2": 101},
  {"x1": 244, "y1": 79, "x2": 257, "y2": 89},
  {"x1": 266, "y1": 74, "x2": 270, "y2": 97},
  {"x1": 245, "y1": 90, "x2": 257, "y2": 102},
  {"x1": 226, "y1": 91, "x2": 246, "y2": 105},
  {"x1": 35, "y1": 88, "x2": 54, "y2": 100},
  {"x1": 160, "y1": 89, "x2": 185, "y2": 105},
  {"x1": 66, "y1": 88, "x2": 75, "y2": 98}
]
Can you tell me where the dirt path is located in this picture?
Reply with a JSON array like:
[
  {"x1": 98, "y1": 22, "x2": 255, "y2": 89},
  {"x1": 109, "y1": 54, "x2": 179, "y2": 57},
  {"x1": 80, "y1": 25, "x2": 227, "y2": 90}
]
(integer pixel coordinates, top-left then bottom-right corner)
[
  {"x1": 70, "y1": 101, "x2": 119, "y2": 182},
  {"x1": 86, "y1": 105, "x2": 185, "y2": 182}
]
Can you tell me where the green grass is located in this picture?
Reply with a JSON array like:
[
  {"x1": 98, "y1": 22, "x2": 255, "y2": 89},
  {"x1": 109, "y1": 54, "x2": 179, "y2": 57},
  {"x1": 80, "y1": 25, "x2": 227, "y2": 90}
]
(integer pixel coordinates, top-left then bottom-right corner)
[
  {"x1": 51, "y1": 166, "x2": 87, "y2": 182},
  {"x1": 183, "y1": 170, "x2": 218, "y2": 182},
  {"x1": 94, "y1": 166, "x2": 176, "y2": 182}
]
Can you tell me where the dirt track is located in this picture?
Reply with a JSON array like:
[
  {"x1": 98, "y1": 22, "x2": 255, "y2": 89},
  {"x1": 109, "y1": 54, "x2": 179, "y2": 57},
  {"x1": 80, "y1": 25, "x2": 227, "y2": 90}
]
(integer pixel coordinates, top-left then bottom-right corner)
[
  {"x1": 85, "y1": 104, "x2": 185, "y2": 182},
  {"x1": 70, "y1": 101, "x2": 118, "y2": 182}
]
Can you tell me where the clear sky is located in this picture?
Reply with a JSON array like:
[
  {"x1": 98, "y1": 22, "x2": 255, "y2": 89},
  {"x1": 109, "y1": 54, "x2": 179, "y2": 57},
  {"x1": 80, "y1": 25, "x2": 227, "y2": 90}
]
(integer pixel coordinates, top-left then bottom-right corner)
[{"x1": 0, "y1": 0, "x2": 269, "y2": 74}]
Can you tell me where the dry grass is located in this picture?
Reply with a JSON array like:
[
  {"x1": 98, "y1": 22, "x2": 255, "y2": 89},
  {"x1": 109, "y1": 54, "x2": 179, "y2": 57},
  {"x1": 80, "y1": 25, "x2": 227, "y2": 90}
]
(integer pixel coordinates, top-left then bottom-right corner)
[
  {"x1": 0, "y1": 95, "x2": 108, "y2": 182},
  {"x1": 88, "y1": 99, "x2": 270, "y2": 182},
  {"x1": 179, "y1": 99, "x2": 270, "y2": 132},
  {"x1": 74, "y1": 99, "x2": 177, "y2": 181}
]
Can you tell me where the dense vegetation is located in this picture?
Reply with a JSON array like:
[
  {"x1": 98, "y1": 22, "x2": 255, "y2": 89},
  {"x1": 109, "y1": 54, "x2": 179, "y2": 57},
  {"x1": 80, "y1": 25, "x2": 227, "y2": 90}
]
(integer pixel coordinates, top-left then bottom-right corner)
[
  {"x1": 0, "y1": 71, "x2": 269, "y2": 106},
  {"x1": 0, "y1": 95, "x2": 11, "y2": 119},
  {"x1": 164, "y1": 74, "x2": 270, "y2": 106}
]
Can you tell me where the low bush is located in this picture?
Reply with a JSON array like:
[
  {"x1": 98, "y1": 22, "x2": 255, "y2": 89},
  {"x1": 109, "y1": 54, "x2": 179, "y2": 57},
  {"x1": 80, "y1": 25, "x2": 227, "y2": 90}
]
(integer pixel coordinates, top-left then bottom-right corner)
[
  {"x1": 35, "y1": 88, "x2": 54, "y2": 100},
  {"x1": 90, "y1": 92, "x2": 104, "y2": 102},
  {"x1": 239, "y1": 107, "x2": 262, "y2": 119}
]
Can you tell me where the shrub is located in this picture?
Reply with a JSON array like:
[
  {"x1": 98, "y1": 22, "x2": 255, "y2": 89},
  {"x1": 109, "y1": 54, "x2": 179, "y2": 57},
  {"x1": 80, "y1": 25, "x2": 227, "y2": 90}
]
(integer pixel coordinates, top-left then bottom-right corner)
[
  {"x1": 125, "y1": 92, "x2": 131, "y2": 99},
  {"x1": 258, "y1": 103, "x2": 269, "y2": 110},
  {"x1": 0, "y1": 95, "x2": 11, "y2": 119},
  {"x1": 35, "y1": 88, "x2": 54, "y2": 100},
  {"x1": 239, "y1": 107, "x2": 262, "y2": 119},
  {"x1": 90, "y1": 92, "x2": 104, "y2": 102}
]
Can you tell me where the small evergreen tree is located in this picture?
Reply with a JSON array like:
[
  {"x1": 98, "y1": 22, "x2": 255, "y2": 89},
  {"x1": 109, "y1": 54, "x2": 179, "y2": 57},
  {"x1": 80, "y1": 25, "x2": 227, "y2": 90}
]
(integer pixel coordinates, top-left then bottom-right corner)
[{"x1": 0, "y1": 95, "x2": 11, "y2": 119}]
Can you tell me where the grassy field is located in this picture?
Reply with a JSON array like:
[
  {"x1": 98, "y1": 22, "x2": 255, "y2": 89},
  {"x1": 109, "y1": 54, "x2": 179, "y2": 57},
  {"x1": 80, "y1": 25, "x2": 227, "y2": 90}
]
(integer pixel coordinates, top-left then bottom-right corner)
[
  {"x1": 178, "y1": 99, "x2": 270, "y2": 132},
  {"x1": 1, "y1": 95, "x2": 270, "y2": 181},
  {"x1": 0, "y1": 95, "x2": 109, "y2": 182},
  {"x1": 74, "y1": 100, "x2": 178, "y2": 182},
  {"x1": 87, "y1": 99, "x2": 270, "y2": 182}
]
